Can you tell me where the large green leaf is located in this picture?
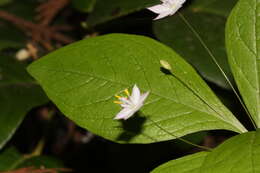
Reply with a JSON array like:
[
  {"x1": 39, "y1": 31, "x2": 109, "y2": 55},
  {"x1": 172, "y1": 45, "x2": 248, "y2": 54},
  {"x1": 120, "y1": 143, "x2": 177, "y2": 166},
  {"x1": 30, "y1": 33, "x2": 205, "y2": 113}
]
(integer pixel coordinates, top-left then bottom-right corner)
[
  {"x1": 152, "y1": 152, "x2": 209, "y2": 173},
  {"x1": 153, "y1": 130, "x2": 260, "y2": 173},
  {"x1": 199, "y1": 130, "x2": 260, "y2": 173},
  {"x1": 154, "y1": 0, "x2": 238, "y2": 89},
  {"x1": 72, "y1": 0, "x2": 96, "y2": 13},
  {"x1": 87, "y1": 0, "x2": 159, "y2": 26},
  {"x1": 28, "y1": 34, "x2": 246, "y2": 144},
  {"x1": 0, "y1": 148, "x2": 63, "y2": 171},
  {"x1": 226, "y1": 0, "x2": 260, "y2": 126},
  {"x1": 0, "y1": 56, "x2": 48, "y2": 149}
]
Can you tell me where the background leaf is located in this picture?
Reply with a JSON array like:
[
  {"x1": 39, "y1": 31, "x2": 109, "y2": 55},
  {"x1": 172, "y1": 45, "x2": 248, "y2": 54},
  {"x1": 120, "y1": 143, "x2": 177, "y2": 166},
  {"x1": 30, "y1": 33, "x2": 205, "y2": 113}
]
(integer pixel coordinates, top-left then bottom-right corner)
[
  {"x1": 86, "y1": 0, "x2": 159, "y2": 26},
  {"x1": 153, "y1": 0, "x2": 238, "y2": 89},
  {"x1": 28, "y1": 34, "x2": 246, "y2": 144},
  {"x1": 153, "y1": 130, "x2": 260, "y2": 173},
  {"x1": 0, "y1": 24, "x2": 25, "y2": 51},
  {"x1": 0, "y1": 0, "x2": 12, "y2": 6},
  {"x1": 226, "y1": 0, "x2": 260, "y2": 126},
  {"x1": 0, "y1": 148, "x2": 63, "y2": 171},
  {"x1": 0, "y1": 0, "x2": 38, "y2": 51},
  {"x1": 0, "y1": 56, "x2": 48, "y2": 150},
  {"x1": 72, "y1": 0, "x2": 96, "y2": 13},
  {"x1": 190, "y1": 0, "x2": 238, "y2": 17}
]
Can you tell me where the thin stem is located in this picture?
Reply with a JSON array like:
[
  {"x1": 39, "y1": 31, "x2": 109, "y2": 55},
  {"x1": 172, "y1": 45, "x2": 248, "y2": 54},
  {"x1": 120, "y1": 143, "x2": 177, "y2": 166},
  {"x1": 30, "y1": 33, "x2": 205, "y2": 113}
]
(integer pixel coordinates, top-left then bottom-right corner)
[
  {"x1": 28, "y1": 138, "x2": 45, "y2": 157},
  {"x1": 148, "y1": 118, "x2": 212, "y2": 151},
  {"x1": 178, "y1": 13, "x2": 257, "y2": 130}
]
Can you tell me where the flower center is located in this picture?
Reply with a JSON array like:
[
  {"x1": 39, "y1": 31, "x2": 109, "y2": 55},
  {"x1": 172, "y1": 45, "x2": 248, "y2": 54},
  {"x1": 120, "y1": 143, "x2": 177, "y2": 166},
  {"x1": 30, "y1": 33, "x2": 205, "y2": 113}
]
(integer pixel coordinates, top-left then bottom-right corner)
[{"x1": 113, "y1": 89, "x2": 130, "y2": 105}]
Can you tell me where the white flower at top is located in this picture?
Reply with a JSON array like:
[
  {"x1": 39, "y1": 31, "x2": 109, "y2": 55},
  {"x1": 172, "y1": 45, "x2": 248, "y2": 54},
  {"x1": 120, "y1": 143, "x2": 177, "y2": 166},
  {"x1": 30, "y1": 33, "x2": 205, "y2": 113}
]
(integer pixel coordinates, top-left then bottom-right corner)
[
  {"x1": 114, "y1": 85, "x2": 149, "y2": 120},
  {"x1": 147, "y1": 0, "x2": 186, "y2": 20}
]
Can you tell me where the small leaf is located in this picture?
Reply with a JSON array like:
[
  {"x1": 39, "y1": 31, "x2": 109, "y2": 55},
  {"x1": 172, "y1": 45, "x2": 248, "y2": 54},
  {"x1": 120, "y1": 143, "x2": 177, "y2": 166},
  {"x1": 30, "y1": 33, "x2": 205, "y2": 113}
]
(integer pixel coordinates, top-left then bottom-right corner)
[
  {"x1": 226, "y1": 0, "x2": 260, "y2": 126},
  {"x1": 0, "y1": 56, "x2": 48, "y2": 150},
  {"x1": 28, "y1": 34, "x2": 246, "y2": 144},
  {"x1": 153, "y1": 129, "x2": 260, "y2": 173},
  {"x1": 87, "y1": 0, "x2": 160, "y2": 26}
]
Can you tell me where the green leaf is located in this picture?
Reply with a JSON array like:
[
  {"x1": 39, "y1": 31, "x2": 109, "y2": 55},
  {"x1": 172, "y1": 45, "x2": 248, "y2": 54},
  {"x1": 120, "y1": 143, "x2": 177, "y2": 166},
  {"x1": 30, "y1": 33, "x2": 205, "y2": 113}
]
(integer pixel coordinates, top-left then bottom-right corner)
[
  {"x1": 190, "y1": 0, "x2": 238, "y2": 17},
  {"x1": 87, "y1": 0, "x2": 159, "y2": 26},
  {"x1": 153, "y1": 129, "x2": 260, "y2": 173},
  {"x1": 0, "y1": 0, "x2": 39, "y2": 51},
  {"x1": 1, "y1": 0, "x2": 37, "y2": 20},
  {"x1": 152, "y1": 152, "x2": 209, "y2": 173},
  {"x1": 72, "y1": 0, "x2": 96, "y2": 13},
  {"x1": 0, "y1": 148, "x2": 63, "y2": 171},
  {"x1": 28, "y1": 34, "x2": 246, "y2": 144},
  {"x1": 0, "y1": 0, "x2": 12, "y2": 6},
  {"x1": 153, "y1": 5, "x2": 236, "y2": 89},
  {"x1": 199, "y1": 130, "x2": 260, "y2": 173},
  {"x1": 226, "y1": 0, "x2": 260, "y2": 126},
  {"x1": 0, "y1": 24, "x2": 26, "y2": 51},
  {"x1": 0, "y1": 56, "x2": 48, "y2": 149}
]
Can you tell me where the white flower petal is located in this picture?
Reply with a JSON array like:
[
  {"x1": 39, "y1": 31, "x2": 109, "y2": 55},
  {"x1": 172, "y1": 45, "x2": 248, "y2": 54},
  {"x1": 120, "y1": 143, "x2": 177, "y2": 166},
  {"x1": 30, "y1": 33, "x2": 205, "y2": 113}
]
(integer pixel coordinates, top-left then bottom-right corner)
[
  {"x1": 177, "y1": 0, "x2": 186, "y2": 5},
  {"x1": 114, "y1": 85, "x2": 149, "y2": 120},
  {"x1": 130, "y1": 84, "x2": 141, "y2": 105},
  {"x1": 148, "y1": 0, "x2": 186, "y2": 20},
  {"x1": 147, "y1": 4, "x2": 170, "y2": 14},
  {"x1": 123, "y1": 110, "x2": 138, "y2": 120},
  {"x1": 119, "y1": 97, "x2": 132, "y2": 105},
  {"x1": 121, "y1": 103, "x2": 131, "y2": 108},
  {"x1": 114, "y1": 108, "x2": 136, "y2": 120},
  {"x1": 139, "y1": 91, "x2": 150, "y2": 103},
  {"x1": 169, "y1": 4, "x2": 184, "y2": 15},
  {"x1": 153, "y1": 11, "x2": 171, "y2": 20}
]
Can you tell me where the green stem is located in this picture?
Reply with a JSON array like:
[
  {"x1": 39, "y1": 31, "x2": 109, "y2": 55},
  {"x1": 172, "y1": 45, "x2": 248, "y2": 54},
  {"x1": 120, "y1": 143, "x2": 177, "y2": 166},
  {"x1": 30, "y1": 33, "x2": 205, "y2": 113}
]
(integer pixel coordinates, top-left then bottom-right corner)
[
  {"x1": 27, "y1": 138, "x2": 45, "y2": 158},
  {"x1": 178, "y1": 13, "x2": 257, "y2": 130}
]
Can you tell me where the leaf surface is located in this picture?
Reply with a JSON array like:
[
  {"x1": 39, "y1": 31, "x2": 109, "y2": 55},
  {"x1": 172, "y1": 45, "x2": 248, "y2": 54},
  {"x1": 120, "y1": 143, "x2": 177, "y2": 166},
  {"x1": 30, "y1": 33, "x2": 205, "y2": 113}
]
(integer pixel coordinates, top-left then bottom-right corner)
[
  {"x1": 153, "y1": 130, "x2": 260, "y2": 173},
  {"x1": 226, "y1": 0, "x2": 260, "y2": 126},
  {"x1": 152, "y1": 152, "x2": 209, "y2": 173},
  {"x1": 28, "y1": 34, "x2": 246, "y2": 144}
]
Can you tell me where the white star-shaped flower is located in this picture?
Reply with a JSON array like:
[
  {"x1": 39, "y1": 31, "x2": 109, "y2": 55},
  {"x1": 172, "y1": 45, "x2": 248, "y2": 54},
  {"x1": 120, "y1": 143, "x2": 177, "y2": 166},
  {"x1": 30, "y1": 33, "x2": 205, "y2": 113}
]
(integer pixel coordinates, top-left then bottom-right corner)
[
  {"x1": 147, "y1": 0, "x2": 186, "y2": 20},
  {"x1": 114, "y1": 85, "x2": 149, "y2": 120}
]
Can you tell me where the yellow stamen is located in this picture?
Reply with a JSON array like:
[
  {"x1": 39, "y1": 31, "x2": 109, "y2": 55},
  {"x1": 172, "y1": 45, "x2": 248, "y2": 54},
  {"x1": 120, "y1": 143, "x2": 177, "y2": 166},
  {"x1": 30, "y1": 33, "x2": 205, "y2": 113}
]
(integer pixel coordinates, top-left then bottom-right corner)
[
  {"x1": 115, "y1": 95, "x2": 121, "y2": 99},
  {"x1": 114, "y1": 101, "x2": 122, "y2": 104},
  {"x1": 124, "y1": 89, "x2": 130, "y2": 96}
]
